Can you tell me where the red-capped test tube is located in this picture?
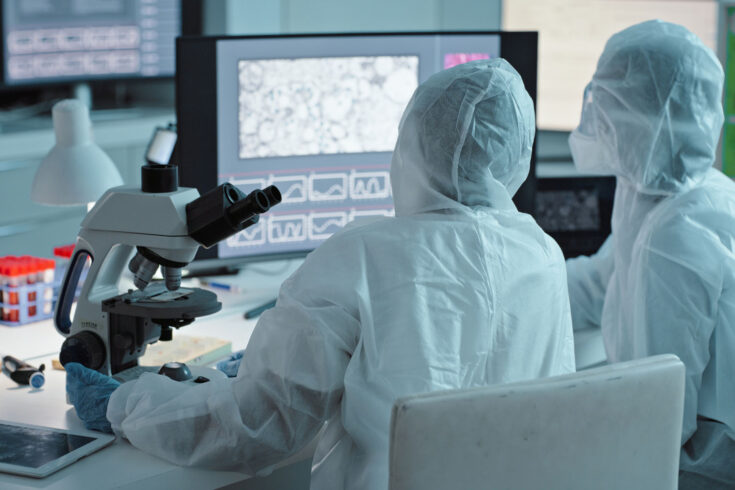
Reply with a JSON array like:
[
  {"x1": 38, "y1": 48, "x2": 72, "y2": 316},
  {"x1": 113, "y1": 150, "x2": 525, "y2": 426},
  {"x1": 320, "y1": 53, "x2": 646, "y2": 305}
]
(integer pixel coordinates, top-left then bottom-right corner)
[
  {"x1": 0, "y1": 260, "x2": 5, "y2": 305},
  {"x1": 6, "y1": 264, "x2": 23, "y2": 322}
]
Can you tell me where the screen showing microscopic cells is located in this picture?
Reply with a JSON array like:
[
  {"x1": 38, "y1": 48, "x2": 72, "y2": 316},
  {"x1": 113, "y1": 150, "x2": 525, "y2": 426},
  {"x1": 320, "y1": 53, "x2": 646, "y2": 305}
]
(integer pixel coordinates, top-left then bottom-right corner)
[
  {"x1": 534, "y1": 189, "x2": 601, "y2": 232},
  {"x1": 238, "y1": 55, "x2": 419, "y2": 159}
]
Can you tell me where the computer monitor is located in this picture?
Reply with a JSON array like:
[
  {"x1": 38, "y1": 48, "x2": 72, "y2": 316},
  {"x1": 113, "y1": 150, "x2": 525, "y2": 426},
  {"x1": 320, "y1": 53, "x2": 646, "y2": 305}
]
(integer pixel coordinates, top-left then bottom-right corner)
[
  {"x1": 534, "y1": 176, "x2": 615, "y2": 258},
  {"x1": 177, "y1": 31, "x2": 538, "y2": 264},
  {"x1": 0, "y1": 0, "x2": 190, "y2": 87}
]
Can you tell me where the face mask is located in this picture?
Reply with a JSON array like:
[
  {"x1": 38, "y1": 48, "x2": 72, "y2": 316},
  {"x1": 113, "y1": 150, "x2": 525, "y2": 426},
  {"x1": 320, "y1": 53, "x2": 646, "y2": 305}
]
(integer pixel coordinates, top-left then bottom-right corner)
[
  {"x1": 568, "y1": 127, "x2": 612, "y2": 175},
  {"x1": 568, "y1": 81, "x2": 615, "y2": 175}
]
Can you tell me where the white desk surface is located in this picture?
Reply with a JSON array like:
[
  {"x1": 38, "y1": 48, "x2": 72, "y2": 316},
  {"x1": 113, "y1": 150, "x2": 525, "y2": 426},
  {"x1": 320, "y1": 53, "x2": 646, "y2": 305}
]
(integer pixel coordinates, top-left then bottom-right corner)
[{"x1": 0, "y1": 259, "x2": 308, "y2": 490}]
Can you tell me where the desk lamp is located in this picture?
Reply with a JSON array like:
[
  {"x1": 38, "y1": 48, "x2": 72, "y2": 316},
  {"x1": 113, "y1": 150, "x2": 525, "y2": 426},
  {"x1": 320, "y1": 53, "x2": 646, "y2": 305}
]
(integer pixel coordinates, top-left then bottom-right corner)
[{"x1": 31, "y1": 99, "x2": 123, "y2": 206}]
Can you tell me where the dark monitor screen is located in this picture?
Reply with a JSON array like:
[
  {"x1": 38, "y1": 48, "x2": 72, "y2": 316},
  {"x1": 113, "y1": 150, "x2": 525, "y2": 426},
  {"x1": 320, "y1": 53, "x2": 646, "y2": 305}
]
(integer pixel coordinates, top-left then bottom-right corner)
[
  {"x1": 535, "y1": 176, "x2": 615, "y2": 258},
  {"x1": 177, "y1": 32, "x2": 538, "y2": 264},
  {"x1": 1, "y1": 0, "x2": 183, "y2": 86}
]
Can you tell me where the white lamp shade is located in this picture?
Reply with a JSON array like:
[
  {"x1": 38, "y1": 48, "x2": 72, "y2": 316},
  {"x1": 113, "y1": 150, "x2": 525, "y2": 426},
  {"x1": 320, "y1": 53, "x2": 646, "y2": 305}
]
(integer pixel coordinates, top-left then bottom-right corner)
[
  {"x1": 32, "y1": 145, "x2": 123, "y2": 205},
  {"x1": 31, "y1": 99, "x2": 124, "y2": 206}
]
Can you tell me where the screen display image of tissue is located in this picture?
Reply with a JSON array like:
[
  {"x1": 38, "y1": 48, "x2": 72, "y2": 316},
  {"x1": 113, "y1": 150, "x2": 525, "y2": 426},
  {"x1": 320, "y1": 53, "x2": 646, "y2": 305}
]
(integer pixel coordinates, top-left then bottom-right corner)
[
  {"x1": 534, "y1": 176, "x2": 615, "y2": 258},
  {"x1": 535, "y1": 189, "x2": 601, "y2": 232},
  {"x1": 238, "y1": 56, "x2": 419, "y2": 159}
]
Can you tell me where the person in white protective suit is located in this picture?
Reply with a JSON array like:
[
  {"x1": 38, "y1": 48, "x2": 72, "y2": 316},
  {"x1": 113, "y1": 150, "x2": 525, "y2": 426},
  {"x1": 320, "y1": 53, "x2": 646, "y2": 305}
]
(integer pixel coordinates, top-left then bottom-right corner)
[
  {"x1": 566, "y1": 20, "x2": 735, "y2": 489},
  {"x1": 68, "y1": 58, "x2": 575, "y2": 489}
]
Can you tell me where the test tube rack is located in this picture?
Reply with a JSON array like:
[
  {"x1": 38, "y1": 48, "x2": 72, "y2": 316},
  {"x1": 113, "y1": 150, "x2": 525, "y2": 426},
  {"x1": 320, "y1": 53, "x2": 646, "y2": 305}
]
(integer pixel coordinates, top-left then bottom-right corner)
[{"x1": 0, "y1": 282, "x2": 55, "y2": 326}]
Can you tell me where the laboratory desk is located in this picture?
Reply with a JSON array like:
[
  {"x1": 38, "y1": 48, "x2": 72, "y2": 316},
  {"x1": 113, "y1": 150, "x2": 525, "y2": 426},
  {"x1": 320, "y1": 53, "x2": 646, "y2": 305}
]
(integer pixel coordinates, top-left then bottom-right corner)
[
  {"x1": 0, "y1": 258, "x2": 607, "y2": 489},
  {"x1": 0, "y1": 259, "x2": 314, "y2": 490}
]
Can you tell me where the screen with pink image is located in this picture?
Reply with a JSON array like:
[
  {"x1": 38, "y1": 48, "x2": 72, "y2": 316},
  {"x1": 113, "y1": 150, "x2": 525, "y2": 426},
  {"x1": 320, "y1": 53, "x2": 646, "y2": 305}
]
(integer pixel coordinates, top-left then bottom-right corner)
[{"x1": 444, "y1": 53, "x2": 491, "y2": 69}]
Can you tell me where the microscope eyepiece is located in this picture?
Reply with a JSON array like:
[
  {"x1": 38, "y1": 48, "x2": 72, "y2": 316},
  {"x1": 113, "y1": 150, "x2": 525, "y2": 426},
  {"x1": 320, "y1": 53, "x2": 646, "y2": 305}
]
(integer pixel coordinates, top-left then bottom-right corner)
[
  {"x1": 186, "y1": 183, "x2": 282, "y2": 249},
  {"x1": 227, "y1": 185, "x2": 281, "y2": 221},
  {"x1": 227, "y1": 189, "x2": 268, "y2": 223},
  {"x1": 263, "y1": 185, "x2": 282, "y2": 208}
]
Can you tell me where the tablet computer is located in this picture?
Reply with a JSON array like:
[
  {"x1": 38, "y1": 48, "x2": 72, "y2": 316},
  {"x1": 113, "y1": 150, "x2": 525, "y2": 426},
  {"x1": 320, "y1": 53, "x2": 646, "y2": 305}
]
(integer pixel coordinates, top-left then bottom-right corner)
[{"x1": 0, "y1": 420, "x2": 115, "y2": 478}]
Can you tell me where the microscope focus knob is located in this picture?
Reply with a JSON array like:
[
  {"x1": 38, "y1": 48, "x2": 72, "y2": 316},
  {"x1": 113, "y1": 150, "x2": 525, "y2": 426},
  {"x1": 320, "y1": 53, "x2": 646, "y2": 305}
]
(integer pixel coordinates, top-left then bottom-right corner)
[
  {"x1": 59, "y1": 331, "x2": 106, "y2": 371},
  {"x1": 158, "y1": 362, "x2": 192, "y2": 382}
]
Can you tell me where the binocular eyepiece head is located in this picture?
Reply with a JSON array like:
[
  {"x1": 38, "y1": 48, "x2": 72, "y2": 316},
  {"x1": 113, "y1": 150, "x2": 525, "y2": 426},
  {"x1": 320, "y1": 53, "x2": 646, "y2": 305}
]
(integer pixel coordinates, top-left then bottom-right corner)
[{"x1": 186, "y1": 183, "x2": 282, "y2": 249}]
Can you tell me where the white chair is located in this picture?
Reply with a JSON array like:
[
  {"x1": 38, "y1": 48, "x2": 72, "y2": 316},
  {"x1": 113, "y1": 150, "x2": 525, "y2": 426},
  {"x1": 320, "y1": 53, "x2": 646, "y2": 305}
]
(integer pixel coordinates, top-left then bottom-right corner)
[
  {"x1": 573, "y1": 326, "x2": 608, "y2": 370},
  {"x1": 389, "y1": 354, "x2": 685, "y2": 490}
]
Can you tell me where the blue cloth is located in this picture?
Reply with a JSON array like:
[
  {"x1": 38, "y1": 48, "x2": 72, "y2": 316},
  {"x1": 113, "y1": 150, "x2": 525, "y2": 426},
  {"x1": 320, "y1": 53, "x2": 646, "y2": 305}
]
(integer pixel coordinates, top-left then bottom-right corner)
[
  {"x1": 65, "y1": 362, "x2": 120, "y2": 433},
  {"x1": 216, "y1": 350, "x2": 244, "y2": 377}
]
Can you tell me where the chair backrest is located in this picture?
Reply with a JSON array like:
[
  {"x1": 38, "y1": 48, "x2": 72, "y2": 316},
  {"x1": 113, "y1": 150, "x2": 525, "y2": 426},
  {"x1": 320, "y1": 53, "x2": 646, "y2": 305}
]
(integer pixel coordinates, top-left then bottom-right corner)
[{"x1": 389, "y1": 354, "x2": 685, "y2": 490}]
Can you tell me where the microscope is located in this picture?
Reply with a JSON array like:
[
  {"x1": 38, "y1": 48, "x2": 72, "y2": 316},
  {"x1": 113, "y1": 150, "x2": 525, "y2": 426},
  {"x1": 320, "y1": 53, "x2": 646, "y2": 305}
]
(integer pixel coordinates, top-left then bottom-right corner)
[{"x1": 55, "y1": 156, "x2": 281, "y2": 376}]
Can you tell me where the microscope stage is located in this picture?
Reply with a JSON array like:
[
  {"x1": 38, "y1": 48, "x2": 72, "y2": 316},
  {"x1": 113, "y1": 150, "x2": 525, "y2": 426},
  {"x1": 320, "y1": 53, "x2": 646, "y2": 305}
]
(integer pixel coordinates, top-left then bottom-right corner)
[{"x1": 101, "y1": 282, "x2": 222, "y2": 320}]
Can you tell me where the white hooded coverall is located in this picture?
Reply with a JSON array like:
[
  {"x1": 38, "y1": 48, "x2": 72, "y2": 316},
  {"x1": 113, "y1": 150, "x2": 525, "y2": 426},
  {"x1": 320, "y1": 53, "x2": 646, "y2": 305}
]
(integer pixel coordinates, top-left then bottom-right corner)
[
  {"x1": 107, "y1": 59, "x2": 575, "y2": 489},
  {"x1": 567, "y1": 20, "x2": 735, "y2": 489}
]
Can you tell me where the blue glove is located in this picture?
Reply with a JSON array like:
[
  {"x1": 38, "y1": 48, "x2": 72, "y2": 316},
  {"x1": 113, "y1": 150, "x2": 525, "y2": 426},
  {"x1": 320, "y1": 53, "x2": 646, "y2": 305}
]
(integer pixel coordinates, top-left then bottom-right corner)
[
  {"x1": 216, "y1": 350, "x2": 244, "y2": 377},
  {"x1": 65, "y1": 362, "x2": 120, "y2": 433}
]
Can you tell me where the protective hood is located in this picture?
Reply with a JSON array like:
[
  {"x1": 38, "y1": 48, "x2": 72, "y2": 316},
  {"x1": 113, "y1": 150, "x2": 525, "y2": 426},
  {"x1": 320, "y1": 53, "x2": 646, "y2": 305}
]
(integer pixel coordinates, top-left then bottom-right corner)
[
  {"x1": 570, "y1": 20, "x2": 724, "y2": 195},
  {"x1": 390, "y1": 58, "x2": 535, "y2": 215}
]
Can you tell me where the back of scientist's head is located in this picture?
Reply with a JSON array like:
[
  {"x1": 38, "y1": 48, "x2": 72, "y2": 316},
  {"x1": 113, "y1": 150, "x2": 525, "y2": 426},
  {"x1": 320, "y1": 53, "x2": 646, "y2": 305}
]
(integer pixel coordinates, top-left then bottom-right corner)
[
  {"x1": 390, "y1": 58, "x2": 535, "y2": 215},
  {"x1": 570, "y1": 20, "x2": 724, "y2": 194}
]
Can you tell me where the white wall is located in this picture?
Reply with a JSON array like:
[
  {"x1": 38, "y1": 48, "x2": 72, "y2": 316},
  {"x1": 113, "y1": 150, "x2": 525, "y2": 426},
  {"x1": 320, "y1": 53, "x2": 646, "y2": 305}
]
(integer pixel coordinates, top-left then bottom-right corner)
[{"x1": 204, "y1": 0, "x2": 502, "y2": 35}]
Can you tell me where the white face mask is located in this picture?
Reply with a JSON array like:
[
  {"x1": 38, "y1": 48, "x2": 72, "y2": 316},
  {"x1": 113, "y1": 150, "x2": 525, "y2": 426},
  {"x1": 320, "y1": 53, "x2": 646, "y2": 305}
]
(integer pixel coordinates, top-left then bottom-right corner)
[
  {"x1": 568, "y1": 82, "x2": 613, "y2": 175},
  {"x1": 568, "y1": 128, "x2": 611, "y2": 175}
]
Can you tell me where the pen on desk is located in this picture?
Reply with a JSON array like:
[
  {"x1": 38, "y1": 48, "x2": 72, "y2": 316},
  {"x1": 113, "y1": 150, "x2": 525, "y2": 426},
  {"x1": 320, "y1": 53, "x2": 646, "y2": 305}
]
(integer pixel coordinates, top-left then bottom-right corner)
[
  {"x1": 244, "y1": 298, "x2": 277, "y2": 320},
  {"x1": 201, "y1": 281, "x2": 241, "y2": 293}
]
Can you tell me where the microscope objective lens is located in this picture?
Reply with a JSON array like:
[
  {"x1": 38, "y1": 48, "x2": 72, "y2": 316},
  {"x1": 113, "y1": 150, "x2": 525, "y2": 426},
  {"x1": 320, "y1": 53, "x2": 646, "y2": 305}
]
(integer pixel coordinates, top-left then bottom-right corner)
[
  {"x1": 134, "y1": 258, "x2": 158, "y2": 290},
  {"x1": 163, "y1": 266, "x2": 181, "y2": 291},
  {"x1": 128, "y1": 252, "x2": 145, "y2": 274}
]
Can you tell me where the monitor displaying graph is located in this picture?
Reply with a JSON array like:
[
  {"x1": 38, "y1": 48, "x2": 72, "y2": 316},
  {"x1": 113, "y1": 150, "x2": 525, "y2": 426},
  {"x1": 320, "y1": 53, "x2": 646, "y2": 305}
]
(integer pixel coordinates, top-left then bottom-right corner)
[{"x1": 177, "y1": 32, "x2": 536, "y2": 263}]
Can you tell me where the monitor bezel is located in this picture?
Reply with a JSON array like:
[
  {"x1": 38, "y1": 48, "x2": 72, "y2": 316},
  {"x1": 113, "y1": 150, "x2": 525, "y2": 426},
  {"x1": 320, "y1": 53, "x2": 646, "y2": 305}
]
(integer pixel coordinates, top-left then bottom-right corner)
[
  {"x1": 176, "y1": 30, "x2": 539, "y2": 266},
  {"x1": 0, "y1": 0, "x2": 201, "y2": 91}
]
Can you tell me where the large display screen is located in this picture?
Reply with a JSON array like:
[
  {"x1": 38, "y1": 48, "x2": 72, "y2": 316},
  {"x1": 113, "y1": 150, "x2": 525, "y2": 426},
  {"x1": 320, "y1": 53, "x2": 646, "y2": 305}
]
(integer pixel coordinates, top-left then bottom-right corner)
[
  {"x1": 177, "y1": 32, "x2": 537, "y2": 263},
  {"x1": 2, "y1": 0, "x2": 180, "y2": 85}
]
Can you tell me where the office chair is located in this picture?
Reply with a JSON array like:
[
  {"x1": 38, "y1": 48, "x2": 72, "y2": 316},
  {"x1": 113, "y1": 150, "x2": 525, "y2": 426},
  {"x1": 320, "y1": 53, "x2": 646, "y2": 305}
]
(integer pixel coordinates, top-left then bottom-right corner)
[{"x1": 389, "y1": 354, "x2": 685, "y2": 490}]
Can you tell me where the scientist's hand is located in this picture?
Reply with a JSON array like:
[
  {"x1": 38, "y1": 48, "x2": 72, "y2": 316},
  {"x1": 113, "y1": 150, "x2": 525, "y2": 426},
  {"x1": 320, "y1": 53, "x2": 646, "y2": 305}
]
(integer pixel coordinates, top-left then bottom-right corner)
[
  {"x1": 65, "y1": 362, "x2": 120, "y2": 434},
  {"x1": 216, "y1": 350, "x2": 244, "y2": 377}
]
